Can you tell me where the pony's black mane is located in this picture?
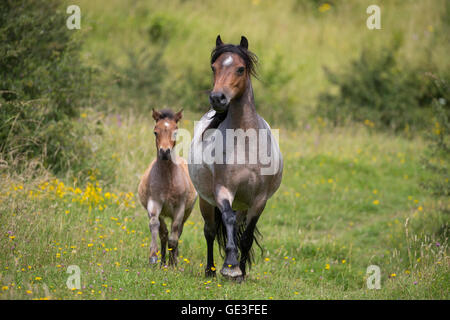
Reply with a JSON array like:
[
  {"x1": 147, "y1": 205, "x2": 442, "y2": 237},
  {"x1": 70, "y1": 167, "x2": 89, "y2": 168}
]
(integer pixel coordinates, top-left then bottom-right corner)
[
  {"x1": 203, "y1": 43, "x2": 258, "y2": 137},
  {"x1": 211, "y1": 44, "x2": 258, "y2": 78}
]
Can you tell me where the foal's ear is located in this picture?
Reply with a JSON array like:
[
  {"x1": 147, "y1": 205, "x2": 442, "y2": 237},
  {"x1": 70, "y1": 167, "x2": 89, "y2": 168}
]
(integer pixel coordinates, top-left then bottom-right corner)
[
  {"x1": 216, "y1": 35, "x2": 224, "y2": 47},
  {"x1": 152, "y1": 108, "x2": 161, "y2": 121},
  {"x1": 240, "y1": 36, "x2": 248, "y2": 49},
  {"x1": 174, "y1": 109, "x2": 183, "y2": 123}
]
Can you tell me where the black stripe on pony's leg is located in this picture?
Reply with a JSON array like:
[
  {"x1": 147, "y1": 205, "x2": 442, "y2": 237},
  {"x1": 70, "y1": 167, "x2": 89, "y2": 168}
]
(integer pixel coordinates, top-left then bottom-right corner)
[{"x1": 221, "y1": 200, "x2": 239, "y2": 266}]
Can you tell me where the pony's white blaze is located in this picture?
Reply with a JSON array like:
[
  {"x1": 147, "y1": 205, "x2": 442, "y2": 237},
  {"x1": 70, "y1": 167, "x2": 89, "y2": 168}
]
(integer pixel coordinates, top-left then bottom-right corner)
[
  {"x1": 222, "y1": 55, "x2": 233, "y2": 67},
  {"x1": 164, "y1": 121, "x2": 170, "y2": 127}
]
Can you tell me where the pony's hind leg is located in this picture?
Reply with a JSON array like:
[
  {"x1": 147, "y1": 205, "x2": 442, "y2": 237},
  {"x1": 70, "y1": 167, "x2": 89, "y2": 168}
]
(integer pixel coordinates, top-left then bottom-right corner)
[
  {"x1": 147, "y1": 199, "x2": 162, "y2": 265},
  {"x1": 200, "y1": 197, "x2": 217, "y2": 277},
  {"x1": 239, "y1": 199, "x2": 266, "y2": 277}
]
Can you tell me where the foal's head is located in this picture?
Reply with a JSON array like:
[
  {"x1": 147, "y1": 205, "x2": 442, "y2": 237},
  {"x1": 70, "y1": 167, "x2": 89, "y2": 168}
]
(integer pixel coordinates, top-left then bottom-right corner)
[
  {"x1": 152, "y1": 108, "x2": 183, "y2": 161},
  {"x1": 209, "y1": 35, "x2": 258, "y2": 113}
]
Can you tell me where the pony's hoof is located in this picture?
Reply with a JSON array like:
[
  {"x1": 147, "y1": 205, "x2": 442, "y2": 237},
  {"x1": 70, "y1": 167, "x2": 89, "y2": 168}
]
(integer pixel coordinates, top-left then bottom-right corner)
[
  {"x1": 149, "y1": 256, "x2": 158, "y2": 265},
  {"x1": 220, "y1": 265, "x2": 243, "y2": 280},
  {"x1": 205, "y1": 268, "x2": 216, "y2": 278}
]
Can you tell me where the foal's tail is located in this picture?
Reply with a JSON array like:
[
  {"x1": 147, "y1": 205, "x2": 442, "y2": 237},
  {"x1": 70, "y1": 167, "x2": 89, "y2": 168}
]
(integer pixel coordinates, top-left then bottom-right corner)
[{"x1": 214, "y1": 208, "x2": 263, "y2": 271}]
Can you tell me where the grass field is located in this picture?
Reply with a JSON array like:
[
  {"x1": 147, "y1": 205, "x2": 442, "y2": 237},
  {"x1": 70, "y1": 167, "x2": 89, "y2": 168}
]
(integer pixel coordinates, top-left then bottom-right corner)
[
  {"x1": 0, "y1": 111, "x2": 448, "y2": 299},
  {"x1": 0, "y1": 0, "x2": 448, "y2": 299}
]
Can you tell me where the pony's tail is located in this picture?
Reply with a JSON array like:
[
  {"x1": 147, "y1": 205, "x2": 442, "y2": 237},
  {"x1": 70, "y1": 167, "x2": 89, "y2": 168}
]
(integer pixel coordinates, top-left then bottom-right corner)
[{"x1": 214, "y1": 208, "x2": 263, "y2": 271}]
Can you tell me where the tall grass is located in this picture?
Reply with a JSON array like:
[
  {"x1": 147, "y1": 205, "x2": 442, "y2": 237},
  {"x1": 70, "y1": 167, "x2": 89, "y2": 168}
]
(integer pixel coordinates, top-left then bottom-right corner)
[{"x1": 1, "y1": 111, "x2": 448, "y2": 299}]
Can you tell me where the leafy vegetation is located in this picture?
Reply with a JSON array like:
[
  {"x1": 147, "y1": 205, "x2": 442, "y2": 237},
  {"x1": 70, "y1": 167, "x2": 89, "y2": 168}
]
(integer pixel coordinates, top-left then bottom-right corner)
[
  {"x1": 316, "y1": 39, "x2": 448, "y2": 133},
  {"x1": 0, "y1": 0, "x2": 92, "y2": 172},
  {"x1": 421, "y1": 82, "x2": 450, "y2": 197}
]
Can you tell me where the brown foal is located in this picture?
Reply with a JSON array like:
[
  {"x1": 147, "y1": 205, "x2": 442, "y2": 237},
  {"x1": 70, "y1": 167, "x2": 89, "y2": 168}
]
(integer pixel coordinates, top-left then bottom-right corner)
[{"x1": 138, "y1": 109, "x2": 197, "y2": 266}]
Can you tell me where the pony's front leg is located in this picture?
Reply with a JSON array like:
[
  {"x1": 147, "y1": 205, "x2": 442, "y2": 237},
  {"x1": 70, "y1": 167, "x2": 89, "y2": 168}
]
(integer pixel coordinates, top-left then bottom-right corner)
[
  {"x1": 218, "y1": 198, "x2": 242, "y2": 280},
  {"x1": 168, "y1": 204, "x2": 185, "y2": 266},
  {"x1": 147, "y1": 199, "x2": 162, "y2": 265}
]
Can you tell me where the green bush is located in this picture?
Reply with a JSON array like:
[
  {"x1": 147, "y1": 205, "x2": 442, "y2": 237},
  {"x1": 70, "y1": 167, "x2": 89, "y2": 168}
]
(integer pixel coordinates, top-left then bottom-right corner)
[
  {"x1": 115, "y1": 46, "x2": 167, "y2": 102},
  {"x1": 255, "y1": 52, "x2": 297, "y2": 127},
  {"x1": 421, "y1": 78, "x2": 450, "y2": 196},
  {"x1": 0, "y1": 101, "x2": 92, "y2": 172},
  {"x1": 316, "y1": 41, "x2": 446, "y2": 133},
  {"x1": 0, "y1": 0, "x2": 92, "y2": 172}
]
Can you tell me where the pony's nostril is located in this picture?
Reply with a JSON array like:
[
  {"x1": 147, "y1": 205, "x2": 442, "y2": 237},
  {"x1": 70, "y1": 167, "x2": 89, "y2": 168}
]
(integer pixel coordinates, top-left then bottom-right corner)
[{"x1": 210, "y1": 92, "x2": 227, "y2": 107}]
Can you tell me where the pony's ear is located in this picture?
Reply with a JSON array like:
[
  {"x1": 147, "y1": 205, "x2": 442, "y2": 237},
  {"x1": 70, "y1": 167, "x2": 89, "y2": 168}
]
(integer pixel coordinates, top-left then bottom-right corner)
[
  {"x1": 216, "y1": 35, "x2": 224, "y2": 47},
  {"x1": 152, "y1": 108, "x2": 161, "y2": 121},
  {"x1": 240, "y1": 36, "x2": 248, "y2": 49},
  {"x1": 174, "y1": 109, "x2": 183, "y2": 123}
]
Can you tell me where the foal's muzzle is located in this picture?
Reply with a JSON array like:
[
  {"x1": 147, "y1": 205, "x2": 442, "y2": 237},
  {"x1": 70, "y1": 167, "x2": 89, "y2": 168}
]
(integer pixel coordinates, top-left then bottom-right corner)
[
  {"x1": 159, "y1": 148, "x2": 171, "y2": 161},
  {"x1": 209, "y1": 91, "x2": 229, "y2": 113}
]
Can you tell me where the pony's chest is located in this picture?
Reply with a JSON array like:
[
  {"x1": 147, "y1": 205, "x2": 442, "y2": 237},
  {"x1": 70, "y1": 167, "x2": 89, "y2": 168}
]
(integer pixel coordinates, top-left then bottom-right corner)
[{"x1": 149, "y1": 169, "x2": 186, "y2": 202}]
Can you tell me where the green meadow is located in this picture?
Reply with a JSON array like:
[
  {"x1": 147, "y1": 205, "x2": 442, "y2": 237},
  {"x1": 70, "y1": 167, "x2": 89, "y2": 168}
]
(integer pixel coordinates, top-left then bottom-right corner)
[{"x1": 0, "y1": 0, "x2": 448, "y2": 299}]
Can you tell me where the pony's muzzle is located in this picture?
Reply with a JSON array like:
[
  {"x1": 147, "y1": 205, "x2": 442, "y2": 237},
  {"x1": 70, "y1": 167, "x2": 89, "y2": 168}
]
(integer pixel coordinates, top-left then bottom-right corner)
[
  {"x1": 159, "y1": 148, "x2": 171, "y2": 160},
  {"x1": 209, "y1": 91, "x2": 229, "y2": 112}
]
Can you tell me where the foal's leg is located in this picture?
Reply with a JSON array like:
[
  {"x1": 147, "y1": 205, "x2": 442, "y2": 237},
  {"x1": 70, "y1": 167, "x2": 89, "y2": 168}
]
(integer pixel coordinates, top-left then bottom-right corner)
[
  {"x1": 147, "y1": 199, "x2": 162, "y2": 264},
  {"x1": 199, "y1": 197, "x2": 217, "y2": 277},
  {"x1": 168, "y1": 203, "x2": 185, "y2": 266},
  {"x1": 239, "y1": 199, "x2": 266, "y2": 277},
  {"x1": 159, "y1": 217, "x2": 168, "y2": 266}
]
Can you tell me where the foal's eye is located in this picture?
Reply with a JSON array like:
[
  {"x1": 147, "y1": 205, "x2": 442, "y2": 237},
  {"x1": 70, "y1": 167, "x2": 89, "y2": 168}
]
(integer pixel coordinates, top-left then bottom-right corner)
[
  {"x1": 211, "y1": 66, "x2": 216, "y2": 73},
  {"x1": 153, "y1": 131, "x2": 157, "y2": 136},
  {"x1": 237, "y1": 66, "x2": 245, "y2": 75}
]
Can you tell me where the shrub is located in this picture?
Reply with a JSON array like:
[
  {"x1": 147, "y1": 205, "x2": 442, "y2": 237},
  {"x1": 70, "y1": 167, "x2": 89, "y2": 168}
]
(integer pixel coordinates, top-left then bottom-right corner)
[
  {"x1": 255, "y1": 52, "x2": 297, "y2": 127},
  {"x1": 115, "y1": 46, "x2": 167, "y2": 102},
  {"x1": 316, "y1": 41, "x2": 445, "y2": 133},
  {"x1": 0, "y1": 0, "x2": 92, "y2": 172},
  {"x1": 421, "y1": 76, "x2": 450, "y2": 197}
]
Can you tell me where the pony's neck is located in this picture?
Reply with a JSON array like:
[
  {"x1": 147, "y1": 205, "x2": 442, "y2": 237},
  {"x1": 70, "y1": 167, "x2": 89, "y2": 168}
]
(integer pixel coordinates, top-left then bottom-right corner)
[{"x1": 227, "y1": 78, "x2": 258, "y2": 129}]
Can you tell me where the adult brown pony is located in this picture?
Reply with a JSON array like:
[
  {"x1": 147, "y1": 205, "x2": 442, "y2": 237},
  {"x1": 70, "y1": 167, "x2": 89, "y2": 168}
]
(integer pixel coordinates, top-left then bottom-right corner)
[
  {"x1": 138, "y1": 109, "x2": 197, "y2": 266},
  {"x1": 188, "y1": 35, "x2": 283, "y2": 280}
]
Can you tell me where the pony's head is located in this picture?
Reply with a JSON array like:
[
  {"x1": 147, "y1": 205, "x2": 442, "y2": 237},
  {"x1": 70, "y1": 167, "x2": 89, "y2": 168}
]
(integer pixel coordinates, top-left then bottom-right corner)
[
  {"x1": 209, "y1": 35, "x2": 258, "y2": 113},
  {"x1": 152, "y1": 108, "x2": 182, "y2": 161}
]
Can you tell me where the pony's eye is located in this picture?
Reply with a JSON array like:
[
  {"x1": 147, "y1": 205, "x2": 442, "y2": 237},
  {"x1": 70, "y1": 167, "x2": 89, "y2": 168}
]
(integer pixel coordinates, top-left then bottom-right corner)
[
  {"x1": 211, "y1": 66, "x2": 216, "y2": 73},
  {"x1": 153, "y1": 131, "x2": 157, "y2": 136},
  {"x1": 237, "y1": 66, "x2": 245, "y2": 75}
]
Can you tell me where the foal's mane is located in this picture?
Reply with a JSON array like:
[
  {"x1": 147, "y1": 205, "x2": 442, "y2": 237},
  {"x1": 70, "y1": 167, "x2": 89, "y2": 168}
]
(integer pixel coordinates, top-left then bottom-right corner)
[
  {"x1": 157, "y1": 109, "x2": 176, "y2": 120},
  {"x1": 203, "y1": 43, "x2": 259, "y2": 136}
]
